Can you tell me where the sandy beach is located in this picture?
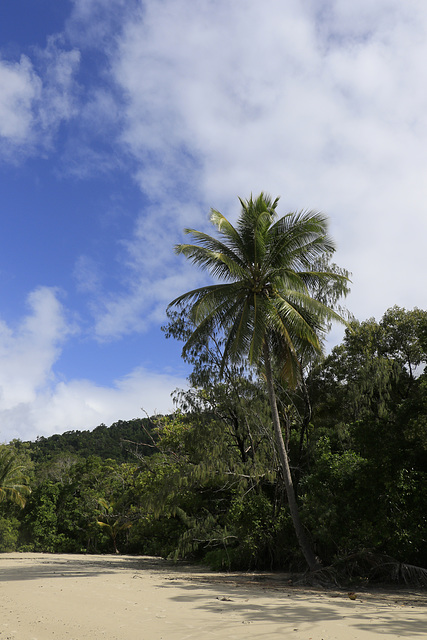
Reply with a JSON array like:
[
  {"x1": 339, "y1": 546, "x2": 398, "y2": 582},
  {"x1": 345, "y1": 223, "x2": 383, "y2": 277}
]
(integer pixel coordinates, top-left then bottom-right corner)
[{"x1": 0, "y1": 553, "x2": 426, "y2": 640}]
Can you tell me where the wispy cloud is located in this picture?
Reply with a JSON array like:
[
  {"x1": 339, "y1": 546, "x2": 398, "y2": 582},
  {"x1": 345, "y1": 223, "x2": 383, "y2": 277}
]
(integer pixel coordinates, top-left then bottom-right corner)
[
  {"x1": 100, "y1": 0, "x2": 427, "y2": 332},
  {"x1": 66, "y1": 0, "x2": 140, "y2": 49},
  {"x1": 0, "y1": 38, "x2": 80, "y2": 161},
  {"x1": 36, "y1": 37, "x2": 80, "y2": 130},
  {"x1": 0, "y1": 287, "x2": 73, "y2": 409},
  {"x1": 87, "y1": 199, "x2": 204, "y2": 340},
  {"x1": 0, "y1": 55, "x2": 41, "y2": 152}
]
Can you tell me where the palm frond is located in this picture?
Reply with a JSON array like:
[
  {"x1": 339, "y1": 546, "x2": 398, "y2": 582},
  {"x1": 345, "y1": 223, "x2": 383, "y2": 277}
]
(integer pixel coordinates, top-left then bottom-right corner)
[
  {"x1": 169, "y1": 282, "x2": 239, "y2": 311},
  {"x1": 219, "y1": 297, "x2": 255, "y2": 373},
  {"x1": 283, "y1": 288, "x2": 350, "y2": 333},
  {"x1": 297, "y1": 269, "x2": 350, "y2": 292},
  {"x1": 266, "y1": 211, "x2": 335, "y2": 273},
  {"x1": 272, "y1": 335, "x2": 301, "y2": 388},
  {"x1": 209, "y1": 209, "x2": 247, "y2": 257},
  {"x1": 247, "y1": 294, "x2": 271, "y2": 365},
  {"x1": 175, "y1": 237, "x2": 247, "y2": 281},
  {"x1": 237, "y1": 193, "x2": 279, "y2": 266},
  {"x1": 310, "y1": 551, "x2": 427, "y2": 588},
  {"x1": 272, "y1": 294, "x2": 322, "y2": 347}
]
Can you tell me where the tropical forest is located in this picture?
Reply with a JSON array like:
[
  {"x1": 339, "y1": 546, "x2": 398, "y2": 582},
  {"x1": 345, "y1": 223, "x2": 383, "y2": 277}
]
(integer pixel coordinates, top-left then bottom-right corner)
[{"x1": 1, "y1": 195, "x2": 426, "y2": 585}]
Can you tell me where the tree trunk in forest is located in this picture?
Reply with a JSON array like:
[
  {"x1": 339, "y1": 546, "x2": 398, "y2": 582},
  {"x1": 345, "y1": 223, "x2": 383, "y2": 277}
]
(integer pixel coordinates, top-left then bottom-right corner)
[
  {"x1": 263, "y1": 342, "x2": 321, "y2": 572},
  {"x1": 297, "y1": 368, "x2": 312, "y2": 469}
]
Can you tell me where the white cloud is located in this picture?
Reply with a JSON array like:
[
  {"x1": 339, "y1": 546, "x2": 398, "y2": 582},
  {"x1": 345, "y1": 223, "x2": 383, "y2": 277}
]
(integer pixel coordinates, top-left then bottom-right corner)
[
  {"x1": 1, "y1": 367, "x2": 186, "y2": 443},
  {"x1": 97, "y1": 0, "x2": 427, "y2": 333},
  {"x1": 0, "y1": 39, "x2": 80, "y2": 160},
  {"x1": 0, "y1": 287, "x2": 186, "y2": 443},
  {"x1": 0, "y1": 56, "x2": 41, "y2": 146},
  {"x1": 37, "y1": 37, "x2": 81, "y2": 131},
  {"x1": 66, "y1": 0, "x2": 140, "y2": 48},
  {"x1": 0, "y1": 288, "x2": 73, "y2": 410},
  {"x1": 4, "y1": 1, "x2": 427, "y2": 339},
  {"x1": 24, "y1": 367, "x2": 183, "y2": 441}
]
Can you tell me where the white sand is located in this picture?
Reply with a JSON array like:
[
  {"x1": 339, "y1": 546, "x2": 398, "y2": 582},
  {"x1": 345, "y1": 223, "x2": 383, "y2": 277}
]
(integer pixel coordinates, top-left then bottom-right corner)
[{"x1": 0, "y1": 553, "x2": 426, "y2": 639}]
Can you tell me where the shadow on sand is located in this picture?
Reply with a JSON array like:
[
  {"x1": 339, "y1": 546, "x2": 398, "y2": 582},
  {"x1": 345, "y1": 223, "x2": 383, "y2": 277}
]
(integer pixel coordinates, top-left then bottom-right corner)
[
  {"x1": 157, "y1": 571, "x2": 427, "y2": 638},
  {"x1": 1, "y1": 553, "x2": 426, "y2": 637},
  {"x1": 0, "y1": 553, "x2": 173, "y2": 582}
]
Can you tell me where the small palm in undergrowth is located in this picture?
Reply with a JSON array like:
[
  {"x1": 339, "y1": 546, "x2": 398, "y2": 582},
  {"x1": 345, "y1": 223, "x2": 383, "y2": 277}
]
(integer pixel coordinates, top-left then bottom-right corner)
[{"x1": 96, "y1": 498, "x2": 132, "y2": 554}]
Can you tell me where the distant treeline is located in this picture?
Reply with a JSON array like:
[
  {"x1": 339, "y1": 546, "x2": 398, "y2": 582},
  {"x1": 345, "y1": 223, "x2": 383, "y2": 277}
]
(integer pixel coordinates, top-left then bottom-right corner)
[{"x1": 27, "y1": 418, "x2": 160, "y2": 465}]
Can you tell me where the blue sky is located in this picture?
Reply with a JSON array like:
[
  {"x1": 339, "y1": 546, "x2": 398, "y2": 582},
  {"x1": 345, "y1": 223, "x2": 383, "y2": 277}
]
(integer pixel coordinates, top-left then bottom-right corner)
[{"x1": 1, "y1": 0, "x2": 427, "y2": 443}]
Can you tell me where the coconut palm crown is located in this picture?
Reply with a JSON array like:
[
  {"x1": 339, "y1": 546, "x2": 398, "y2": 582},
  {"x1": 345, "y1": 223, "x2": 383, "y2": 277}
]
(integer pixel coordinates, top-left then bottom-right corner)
[{"x1": 170, "y1": 193, "x2": 349, "y2": 385}]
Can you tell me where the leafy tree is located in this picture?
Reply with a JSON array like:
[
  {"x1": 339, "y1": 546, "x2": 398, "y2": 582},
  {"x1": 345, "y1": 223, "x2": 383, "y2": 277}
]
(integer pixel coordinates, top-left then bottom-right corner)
[
  {"x1": 169, "y1": 193, "x2": 350, "y2": 570},
  {"x1": 0, "y1": 515, "x2": 20, "y2": 552},
  {"x1": 306, "y1": 308, "x2": 427, "y2": 566},
  {"x1": 163, "y1": 308, "x2": 273, "y2": 468},
  {"x1": 20, "y1": 456, "x2": 138, "y2": 554},
  {"x1": 19, "y1": 481, "x2": 65, "y2": 552},
  {"x1": 380, "y1": 306, "x2": 427, "y2": 379}
]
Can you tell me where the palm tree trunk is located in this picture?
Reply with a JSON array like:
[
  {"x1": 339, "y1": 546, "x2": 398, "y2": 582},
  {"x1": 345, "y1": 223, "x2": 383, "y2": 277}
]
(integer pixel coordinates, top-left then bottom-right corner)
[{"x1": 263, "y1": 342, "x2": 320, "y2": 571}]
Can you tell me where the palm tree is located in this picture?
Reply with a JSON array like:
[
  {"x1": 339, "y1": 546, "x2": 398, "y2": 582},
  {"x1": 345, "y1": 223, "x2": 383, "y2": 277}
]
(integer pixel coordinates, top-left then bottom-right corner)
[
  {"x1": 169, "y1": 193, "x2": 350, "y2": 570},
  {"x1": 96, "y1": 498, "x2": 132, "y2": 554},
  {"x1": 0, "y1": 446, "x2": 31, "y2": 508}
]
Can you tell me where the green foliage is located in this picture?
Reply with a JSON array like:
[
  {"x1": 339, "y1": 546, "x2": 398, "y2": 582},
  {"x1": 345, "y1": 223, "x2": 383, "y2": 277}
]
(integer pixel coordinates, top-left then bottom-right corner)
[
  {"x1": 163, "y1": 309, "x2": 273, "y2": 469},
  {"x1": 0, "y1": 514, "x2": 20, "y2": 552},
  {"x1": 18, "y1": 456, "x2": 138, "y2": 554},
  {"x1": 305, "y1": 307, "x2": 427, "y2": 566},
  {"x1": 2, "y1": 306, "x2": 426, "y2": 577},
  {"x1": 225, "y1": 493, "x2": 296, "y2": 570},
  {"x1": 301, "y1": 440, "x2": 373, "y2": 557},
  {"x1": 20, "y1": 481, "x2": 66, "y2": 552}
]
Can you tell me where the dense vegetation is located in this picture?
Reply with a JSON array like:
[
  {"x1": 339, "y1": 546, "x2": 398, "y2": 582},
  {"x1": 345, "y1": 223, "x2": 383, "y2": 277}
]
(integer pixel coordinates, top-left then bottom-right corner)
[
  {"x1": 0, "y1": 306, "x2": 426, "y2": 579},
  {"x1": 1, "y1": 195, "x2": 426, "y2": 583}
]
